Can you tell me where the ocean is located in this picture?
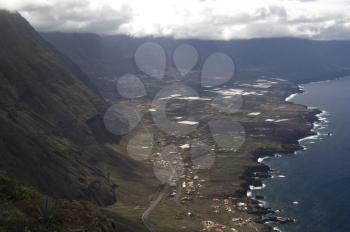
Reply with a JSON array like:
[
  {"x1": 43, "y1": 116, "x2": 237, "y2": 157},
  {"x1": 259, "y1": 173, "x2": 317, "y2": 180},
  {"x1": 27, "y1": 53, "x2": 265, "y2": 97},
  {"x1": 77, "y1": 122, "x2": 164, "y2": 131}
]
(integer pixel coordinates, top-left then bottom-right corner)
[{"x1": 254, "y1": 77, "x2": 350, "y2": 232}]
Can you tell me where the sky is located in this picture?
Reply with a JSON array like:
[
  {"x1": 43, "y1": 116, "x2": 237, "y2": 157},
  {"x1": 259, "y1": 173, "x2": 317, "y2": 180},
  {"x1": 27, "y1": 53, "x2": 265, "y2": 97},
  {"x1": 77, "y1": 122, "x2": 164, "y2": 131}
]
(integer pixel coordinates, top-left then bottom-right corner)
[{"x1": 1, "y1": 0, "x2": 350, "y2": 40}]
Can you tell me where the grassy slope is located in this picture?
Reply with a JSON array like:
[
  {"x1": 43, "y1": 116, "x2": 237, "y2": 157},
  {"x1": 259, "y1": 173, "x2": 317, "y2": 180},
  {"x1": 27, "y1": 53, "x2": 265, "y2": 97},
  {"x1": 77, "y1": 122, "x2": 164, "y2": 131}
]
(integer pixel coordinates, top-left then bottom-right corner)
[
  {"x1": 0, "y1": 171, "x2": 148, "y2": 232},
  {"x1": 0, "y1": 10, "x2": 151, "y2": 232}
]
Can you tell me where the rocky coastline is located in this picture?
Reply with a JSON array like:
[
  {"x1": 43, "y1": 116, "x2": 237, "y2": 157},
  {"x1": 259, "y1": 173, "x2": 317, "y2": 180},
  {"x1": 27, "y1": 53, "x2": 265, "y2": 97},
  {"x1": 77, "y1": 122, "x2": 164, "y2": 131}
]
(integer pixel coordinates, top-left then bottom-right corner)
[{"x1": 242, "y1": 86, "x2": 322, "y2": 231}]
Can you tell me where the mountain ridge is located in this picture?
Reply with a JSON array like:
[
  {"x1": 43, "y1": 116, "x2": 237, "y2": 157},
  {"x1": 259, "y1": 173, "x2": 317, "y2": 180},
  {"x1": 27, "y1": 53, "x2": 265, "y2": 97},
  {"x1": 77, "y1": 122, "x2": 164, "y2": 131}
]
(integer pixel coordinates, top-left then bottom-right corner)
[
  {"x1": 42, "y1": 32, "x2": 350, "y2": 86},
  {"x1": 0, "y1": 9, "x2": 136, "y2": 206}
]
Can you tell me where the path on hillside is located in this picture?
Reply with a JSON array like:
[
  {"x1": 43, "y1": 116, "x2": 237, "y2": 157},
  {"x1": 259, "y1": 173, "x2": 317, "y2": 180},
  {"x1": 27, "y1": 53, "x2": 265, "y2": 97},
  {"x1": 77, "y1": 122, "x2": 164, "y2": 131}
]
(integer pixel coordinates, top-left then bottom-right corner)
[{"x1": 141, "y1": 185, "x2": 169, "y2": 232}]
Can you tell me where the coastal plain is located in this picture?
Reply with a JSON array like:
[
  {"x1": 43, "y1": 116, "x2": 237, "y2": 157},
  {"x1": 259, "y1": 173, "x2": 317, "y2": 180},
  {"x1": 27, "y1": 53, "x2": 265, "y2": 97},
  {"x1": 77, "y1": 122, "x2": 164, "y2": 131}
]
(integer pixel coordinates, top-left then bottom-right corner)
[{"x1": 101, "y1": 76, "x2": 319, "y2": 232}]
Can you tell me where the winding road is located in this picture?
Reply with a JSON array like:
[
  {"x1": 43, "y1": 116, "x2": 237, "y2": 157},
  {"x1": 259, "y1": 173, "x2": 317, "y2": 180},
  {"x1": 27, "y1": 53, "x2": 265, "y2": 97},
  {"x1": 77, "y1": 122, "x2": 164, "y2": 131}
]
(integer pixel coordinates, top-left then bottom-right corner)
[{"x1": 141, "y1": 185, "x2": 169, "y2": 232}]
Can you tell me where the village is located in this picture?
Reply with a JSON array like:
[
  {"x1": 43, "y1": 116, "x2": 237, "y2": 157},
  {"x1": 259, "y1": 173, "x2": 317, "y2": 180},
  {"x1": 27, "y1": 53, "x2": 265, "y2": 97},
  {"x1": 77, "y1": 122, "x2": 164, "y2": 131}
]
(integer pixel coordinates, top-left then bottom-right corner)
[{"x1": 120, "y1": 78, "x2": 302, "y2": 232}]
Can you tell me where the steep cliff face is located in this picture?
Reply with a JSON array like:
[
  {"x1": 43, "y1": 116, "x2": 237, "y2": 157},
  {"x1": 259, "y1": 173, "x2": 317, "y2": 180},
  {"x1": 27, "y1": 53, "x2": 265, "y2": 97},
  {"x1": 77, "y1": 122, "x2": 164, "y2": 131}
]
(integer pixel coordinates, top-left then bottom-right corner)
[{"x1": 0, "y1": 10, "x2": 131, "y2": 206}]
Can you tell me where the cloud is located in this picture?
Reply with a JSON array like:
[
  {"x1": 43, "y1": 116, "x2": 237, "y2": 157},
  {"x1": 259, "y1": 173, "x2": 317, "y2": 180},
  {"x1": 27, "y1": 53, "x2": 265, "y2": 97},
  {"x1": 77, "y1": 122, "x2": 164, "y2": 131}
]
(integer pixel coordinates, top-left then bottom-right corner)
[
  {"x1": 1, "y1": 0, "x2": 131, "y2": 34},
  {"x1": 1, "y1": 0, "x2": 350, "y2": 40}
]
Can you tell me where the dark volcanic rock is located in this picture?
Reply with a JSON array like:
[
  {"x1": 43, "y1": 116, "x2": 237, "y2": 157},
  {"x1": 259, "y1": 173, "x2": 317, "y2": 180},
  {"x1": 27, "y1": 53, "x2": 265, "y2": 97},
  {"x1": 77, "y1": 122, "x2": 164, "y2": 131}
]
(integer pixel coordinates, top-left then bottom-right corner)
[{"x1": 256, "y1": 216, "x2": 295, "y2": 224}]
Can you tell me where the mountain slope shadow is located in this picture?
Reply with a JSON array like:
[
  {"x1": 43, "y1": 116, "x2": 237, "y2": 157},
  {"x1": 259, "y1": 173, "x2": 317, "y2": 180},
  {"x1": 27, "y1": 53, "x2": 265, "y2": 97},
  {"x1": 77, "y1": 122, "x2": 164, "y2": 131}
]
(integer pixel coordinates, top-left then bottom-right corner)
[{"x1": 0, "y1": 10, "x2": 143, "y2": 207}]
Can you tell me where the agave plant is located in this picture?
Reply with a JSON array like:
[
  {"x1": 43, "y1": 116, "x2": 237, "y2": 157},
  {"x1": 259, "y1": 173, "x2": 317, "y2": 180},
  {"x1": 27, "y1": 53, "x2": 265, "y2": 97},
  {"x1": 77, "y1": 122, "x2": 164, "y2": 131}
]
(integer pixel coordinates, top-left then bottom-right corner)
[{"x1": 38, "y1": 197, "x2": 61, "y2": 231}]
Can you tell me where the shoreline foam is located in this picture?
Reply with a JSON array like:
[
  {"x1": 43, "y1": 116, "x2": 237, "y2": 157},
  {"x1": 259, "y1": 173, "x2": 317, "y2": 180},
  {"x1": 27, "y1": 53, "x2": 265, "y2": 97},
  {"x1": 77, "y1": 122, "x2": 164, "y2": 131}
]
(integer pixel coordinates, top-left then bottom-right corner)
[{"x1": 246, "y1": 83, "x2": 330, "y2": 231}]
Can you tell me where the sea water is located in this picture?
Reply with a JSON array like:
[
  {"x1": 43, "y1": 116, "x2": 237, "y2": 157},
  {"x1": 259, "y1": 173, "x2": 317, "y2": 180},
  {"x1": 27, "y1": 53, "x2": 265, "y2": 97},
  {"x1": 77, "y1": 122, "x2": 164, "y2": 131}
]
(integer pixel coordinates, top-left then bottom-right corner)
[{"x1": 255, "y1": 77, "x2": 350, "y2": 232}]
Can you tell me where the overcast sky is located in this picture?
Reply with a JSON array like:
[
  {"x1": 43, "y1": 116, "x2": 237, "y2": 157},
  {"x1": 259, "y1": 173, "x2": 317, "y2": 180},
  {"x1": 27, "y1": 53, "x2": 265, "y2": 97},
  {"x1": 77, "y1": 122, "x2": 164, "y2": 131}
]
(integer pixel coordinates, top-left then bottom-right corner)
[{"x1": 2, "y1": 0, "x2": 350, "y2": 40}]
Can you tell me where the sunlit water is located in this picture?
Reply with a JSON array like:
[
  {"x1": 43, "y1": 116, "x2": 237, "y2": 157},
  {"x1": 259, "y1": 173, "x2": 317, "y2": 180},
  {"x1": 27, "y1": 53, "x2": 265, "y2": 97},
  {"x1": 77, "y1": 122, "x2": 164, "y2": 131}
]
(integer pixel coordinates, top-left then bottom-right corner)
[{"x1": 255, "y1": 77, "x2": 350, "y2": 232}]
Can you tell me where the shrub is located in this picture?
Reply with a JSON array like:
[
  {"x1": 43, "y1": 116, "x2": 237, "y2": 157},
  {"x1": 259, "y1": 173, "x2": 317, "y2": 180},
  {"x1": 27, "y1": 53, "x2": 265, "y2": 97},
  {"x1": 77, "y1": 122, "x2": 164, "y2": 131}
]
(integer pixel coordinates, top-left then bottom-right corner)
[{"x1": 38, "y1": 197, "x2": 62, "y2": 231}]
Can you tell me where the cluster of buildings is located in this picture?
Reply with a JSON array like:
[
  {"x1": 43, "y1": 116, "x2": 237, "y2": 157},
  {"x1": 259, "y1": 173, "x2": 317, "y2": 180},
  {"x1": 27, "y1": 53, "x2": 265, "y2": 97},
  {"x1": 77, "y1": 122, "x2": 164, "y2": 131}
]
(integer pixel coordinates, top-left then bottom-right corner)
[
  {"x1": 210, "y1": 198, "x2": 250, "y2": 215},
  {"x1": 201, "y1": 197, "x2": 257, "y2": 231},
  {"x1": 201, "y1": 220, "x2": 228, "y2": 232},
  {"x1": 202, "y1": 220, "x2": 241, "y2": 232},
  {"x1": 179, "y1": 173, "x2": 205, "y2": 203},
  {"x1": 201, "y1": 216, "x2": 256, "y2": 232}
]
